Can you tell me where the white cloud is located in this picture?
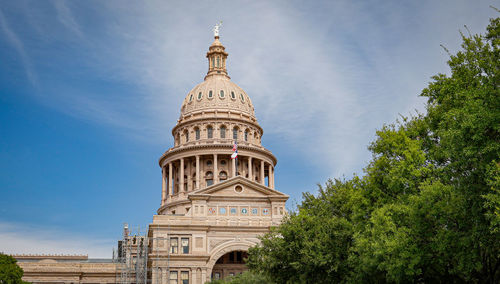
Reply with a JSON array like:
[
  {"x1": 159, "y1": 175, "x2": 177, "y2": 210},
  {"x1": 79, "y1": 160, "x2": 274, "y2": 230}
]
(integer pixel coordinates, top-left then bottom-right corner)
[
  {"x1": 0, "y1": 221, "x2": 114, "y2": 258},
  {"x1": 14, "y1": 0, "x2": 496, "y2": 180},
  {"x1": 0, "y1": 8, "x2": 38, "y2": 86}
]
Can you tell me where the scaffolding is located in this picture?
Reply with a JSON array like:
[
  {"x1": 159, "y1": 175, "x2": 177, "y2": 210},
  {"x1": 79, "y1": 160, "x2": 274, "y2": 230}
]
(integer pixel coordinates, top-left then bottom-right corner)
[
  {"x1": 114, "y1": 223, "x2": 170, "y2": 284},
  {"x1": 115, "y1": 224, "x2": 148, "y2": 284}
]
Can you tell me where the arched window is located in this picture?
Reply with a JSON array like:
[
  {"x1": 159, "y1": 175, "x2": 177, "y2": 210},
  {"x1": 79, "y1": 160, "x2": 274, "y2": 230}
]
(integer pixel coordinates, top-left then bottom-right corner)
[
  {"x1": 208, "y1": 90, "x2": 213, "y2": 98},
  {"x1": 195, "y1": 128, "x2": 200, "y2": 140},
  {"x1": 233, "y1": 127, "x2": 238, "y2": 140},
  {"x1": 219, "y1": 171, "x2": 228, "y2": 181},
  {"x1": 231, "y1": 91, "x2": 236, "y2": 99},
  {"x1": 197, "y1": 92, "x2": 202, "y2": 100},
  {"x1": 219, "y1": 90, "x2": 224, "y2": 98},
  {"x1": 220, "y1": 126, "x2": 226, "y2": 139},
  {"x1": 205, "y1": 171, "x2": 213, "y2": 186},
  {"x1": 189, "y1": 94, "x2": 193, "y2": 102},
  {"x1": 216, "y1": 57, "x2": 220, "y2": 68},
  {"x1": 211, "y1": 57, "x2": 215, "y2": 68},
  {"x1": 244, "y1": 130, "x2": 249, "y2": 141},
  {"x1": 207, "y1": 126, "x2": 213, "y2": 139},
  {"x1": 240, "y1": 93, "x2": 245, "y2": 102},
  {"x1": 184, "y1": 130, "x2": 189, "y2": 142}
]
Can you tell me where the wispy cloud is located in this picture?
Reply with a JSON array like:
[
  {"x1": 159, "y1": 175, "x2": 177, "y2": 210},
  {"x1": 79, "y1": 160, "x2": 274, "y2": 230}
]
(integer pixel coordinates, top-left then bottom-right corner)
[
  {"x1": 0, "y1": 221, "x2": 114, "y2": 258},
  {"x1": 0, "y1": 8, "x2": 38, "y2": 86},
  {"x1": 7, "y1": 0, "x2": 495, "y2": 181},
  {"x1": 52, "y1": 0, "x2": 83, "y2": 38}
]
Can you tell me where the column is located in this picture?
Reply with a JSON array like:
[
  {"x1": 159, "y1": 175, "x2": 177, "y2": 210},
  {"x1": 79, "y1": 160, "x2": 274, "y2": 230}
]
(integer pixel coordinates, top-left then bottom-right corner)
[
  {"x1": 260, "y1": 160, "x2": 265, "y2": 185},
  {"x1": 180, "y1": 158, "x2": 185, "y2": 192},
  {"x1": 270, "y1": 165, "x2": 274, "y2": 189},
  {"x1": 232, "y1": 157, "x2": 236, "y2": 177},
  {"x1": 214, "y1": 154, "x2": 218, "y2": 184},
  {"x1": 248, "y1": 157, "x2": 252, "y2": 180},
  {"x1": 196, "y1": 155, "x2": 200, "y2": 189},
  {"x1": 168, "y1": 163, "x2": 173, "y2": 196},
  {"x1": 161, "y1": 167, "x2": 167, "y2": 205}
]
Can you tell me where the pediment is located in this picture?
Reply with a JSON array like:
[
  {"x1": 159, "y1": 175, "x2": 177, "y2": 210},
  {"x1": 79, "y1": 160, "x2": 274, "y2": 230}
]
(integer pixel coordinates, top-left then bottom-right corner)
[{"x1": 189, "y1": 176, "x2": 288, "y2": 200}]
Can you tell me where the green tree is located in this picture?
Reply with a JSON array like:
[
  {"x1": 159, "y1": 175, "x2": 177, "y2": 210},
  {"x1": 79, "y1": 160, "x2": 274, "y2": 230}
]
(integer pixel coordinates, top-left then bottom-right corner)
[
  {"x1": 207, "y1": 271, "x2": 273, "y2": 284},
  {"x1": 0, "y1": 253, "x2": 29, "y2": 284},
  {"x1": 248, "y1": 14, "x2": 500, "y2": 283}
]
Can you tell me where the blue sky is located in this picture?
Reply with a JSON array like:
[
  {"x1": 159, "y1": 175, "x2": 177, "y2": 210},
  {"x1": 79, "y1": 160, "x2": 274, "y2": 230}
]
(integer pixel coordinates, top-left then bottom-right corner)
[{"x1": 0, "y1": 0, "x2": 496, "y2": 257}]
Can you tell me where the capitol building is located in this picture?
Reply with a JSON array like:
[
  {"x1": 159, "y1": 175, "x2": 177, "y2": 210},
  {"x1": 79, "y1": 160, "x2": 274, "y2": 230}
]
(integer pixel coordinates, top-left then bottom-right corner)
[{"x1": 14, "y1": 29, "x2": 288, "y2": 284}]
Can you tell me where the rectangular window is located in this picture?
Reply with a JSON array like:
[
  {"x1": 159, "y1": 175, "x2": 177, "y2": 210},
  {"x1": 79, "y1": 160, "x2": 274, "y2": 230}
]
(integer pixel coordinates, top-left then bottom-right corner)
[
  {"x1": 208, "y1": 127, "x2": 213, "y2": 138},
  {"x1": 195, "y1": 129, "x2": 200, "y2": 140},
  {"x1": 170, "y1": 271, "x2": 178, "y2": 284},
  {"x1": 206, "y1": 179, "x2": 213, "y2": 186},
  {"x1": 170, "y1": 237, "x2": 178, "y2": 254},
  {"x1": 220, "y1": 127, "x2": 226, "y2": 138},
  {"x1": 181, "y1": 271, "x2": 189, "y2": 284},
  {"x1": 181, "y1": 238, "x2": 189, "y2": 254}
]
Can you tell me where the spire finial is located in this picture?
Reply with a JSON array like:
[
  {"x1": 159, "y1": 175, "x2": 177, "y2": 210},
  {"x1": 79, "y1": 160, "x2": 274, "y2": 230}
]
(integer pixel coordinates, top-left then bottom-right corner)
[{"x1": 213, "y1": 21, "x2": 222, "y2": 38}]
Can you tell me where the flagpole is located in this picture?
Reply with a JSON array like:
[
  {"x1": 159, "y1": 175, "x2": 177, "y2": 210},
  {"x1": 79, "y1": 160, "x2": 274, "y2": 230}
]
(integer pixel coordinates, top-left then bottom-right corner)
[{"x1": 235, "y1": 139, "x2": 238, "y2": 176}]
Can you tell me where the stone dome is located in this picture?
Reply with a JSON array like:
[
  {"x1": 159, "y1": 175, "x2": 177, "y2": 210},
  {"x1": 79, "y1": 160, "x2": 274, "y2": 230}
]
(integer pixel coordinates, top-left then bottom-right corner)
[
  {"x1": 179, "y1": 36, "x2": 255, "y2": 120},
  {"x1": 180, "y1": 76, "x2": 255, "y2": 118}
]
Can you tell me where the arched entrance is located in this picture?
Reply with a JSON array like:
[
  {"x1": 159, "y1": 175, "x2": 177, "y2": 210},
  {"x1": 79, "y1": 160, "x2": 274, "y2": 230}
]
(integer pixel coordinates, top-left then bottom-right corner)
[
  {"x1": 205, "y1": 241, "x2": 255, "y2": 282},
  {"x1": 211, "y1": 250, "x2": 248, "y2": 280}
]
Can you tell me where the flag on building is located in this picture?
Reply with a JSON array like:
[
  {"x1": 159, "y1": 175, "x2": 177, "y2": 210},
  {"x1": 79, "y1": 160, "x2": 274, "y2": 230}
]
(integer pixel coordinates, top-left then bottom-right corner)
[{"x1": 231, "y1": 141, "x2": 238, "y2": 159}]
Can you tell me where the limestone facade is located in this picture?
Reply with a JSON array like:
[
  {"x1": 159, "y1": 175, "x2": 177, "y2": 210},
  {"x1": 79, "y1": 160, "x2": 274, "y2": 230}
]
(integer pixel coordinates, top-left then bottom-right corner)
[{"x1": 149, "y1": 34, "x2": 288, "y2": 283}]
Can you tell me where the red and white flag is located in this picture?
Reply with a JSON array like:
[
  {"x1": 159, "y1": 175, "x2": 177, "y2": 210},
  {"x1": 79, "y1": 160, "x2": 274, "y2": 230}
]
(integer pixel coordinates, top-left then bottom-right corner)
[{"x1": 231, "y1": 141, "x2": 238, "y2": 159}]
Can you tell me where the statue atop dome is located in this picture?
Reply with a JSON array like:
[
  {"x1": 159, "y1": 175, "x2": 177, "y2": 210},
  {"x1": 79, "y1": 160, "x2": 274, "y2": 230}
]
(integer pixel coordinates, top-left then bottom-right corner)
[{"x1": 213, "y1": 21, "x2": 222, "y2": 37}]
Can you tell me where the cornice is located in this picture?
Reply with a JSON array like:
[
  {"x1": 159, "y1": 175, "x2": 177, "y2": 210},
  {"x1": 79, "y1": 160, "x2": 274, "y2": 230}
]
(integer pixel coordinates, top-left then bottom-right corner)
[{"x1": 158, "y1": 143, "x2": 277, "y2": 166}]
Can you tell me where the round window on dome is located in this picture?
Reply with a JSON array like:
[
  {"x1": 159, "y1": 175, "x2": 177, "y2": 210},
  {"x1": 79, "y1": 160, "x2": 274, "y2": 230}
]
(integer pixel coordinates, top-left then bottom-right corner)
[
  {"x1": 197, "y1": 92, "x2": 202, "y2": 100},
  {"x1": 240, "y1": 93, "x2": 245, "y2": 102},
  {"x1": 189, "y1": 94, "x2": 193, "y2": 102},
  {"x1": 208, "y1": 90, "x2": 213, "y2": 98},
  {"x1": 219, "y1": 90, "x2": 225, "y2": 98},
  {"x1": 231, "y1": 91, "x2": 236, "y2": 99}
]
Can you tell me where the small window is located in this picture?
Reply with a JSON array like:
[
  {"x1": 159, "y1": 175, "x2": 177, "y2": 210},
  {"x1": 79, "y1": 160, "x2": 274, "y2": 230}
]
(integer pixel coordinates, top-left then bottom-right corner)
[
  {"x1": 185, "y1": 130, "x2": 189, "y2": 142},
  {"x1": 219, "y1": 90, "x2": 225, "y2": 98},
  {"x1": 195, "y1": 128, "x2": 200, "y2": 140},
  {"x1": 220, "y1": 160, "x2": 226, "y2": 165},
  {"x1": 217, "y1": 57, "x2": 220, "y2": 68},
  {"x1": 206, "y1": 171, "x2": 213, "y2": 186},
  {"x1": 219, "y1": 171, "x2": 227, "y2": 181},
  {"x1": 220, "y1": 126, "x2": 226, "y2": 138},
  {"x1": 240, "y1": 93, "x2": 245, "y2": 102},
  {"x1": 197, "y1": 92, "x2": 202, "y2": 100},
  {"x1": 181, "y1": 271, "x2": 189, "y2": 284},
  {"x1": 208, "y1": 90, "x2": 213, "y2": 98},
  {"x1": 233, "y1": 127, "x2": 238, "y2": 140},
  {"x1": 170, "y1": 271, "x2": 178, "y2": 284},
  {"x1": 207, "y1": 126, "x2": 213, "y2": 139},
  {"x1": 170, "y1": 238, "x2": 178, "y2": 254},
  {"x1": 181, "y1": 238, "x2": 189, "y2": 254},
  {"x1": 231, "y1": 91, "x2": 236, "y2": 99},
  {"x1": 211, "y1": 57, "x2": 215, "y2": 68},
  {"x1": 207, "y1": 160, "x2": 213, "y2": 166},
  {"x1": 244, "y1": 130, "x2": 248, "y2": 141},
  {"x1": 189, "y1": 94, "x2": 193, "y2": 102}
]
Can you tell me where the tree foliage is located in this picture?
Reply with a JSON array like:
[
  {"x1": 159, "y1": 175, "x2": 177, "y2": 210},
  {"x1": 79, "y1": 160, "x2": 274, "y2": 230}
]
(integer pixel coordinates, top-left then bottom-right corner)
[
  {"x1": 0, "y1": 253, "x2": 29, "y2": 284},
  {"x1": 247, "y1": 15, "x2": 500, "y2": 283}
]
